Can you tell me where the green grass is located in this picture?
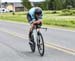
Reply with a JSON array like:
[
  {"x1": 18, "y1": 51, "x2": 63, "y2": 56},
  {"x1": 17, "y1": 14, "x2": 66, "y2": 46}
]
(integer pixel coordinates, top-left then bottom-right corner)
[
  {"x1": 0, "y1": 12, "x2": 27, "y2": 22},
  {"x1": 0, "y1": 11, "x2": 75, "y2": 28},
  {"x1": 43, "y1": 14, "x2": 75, "y2": 28}
]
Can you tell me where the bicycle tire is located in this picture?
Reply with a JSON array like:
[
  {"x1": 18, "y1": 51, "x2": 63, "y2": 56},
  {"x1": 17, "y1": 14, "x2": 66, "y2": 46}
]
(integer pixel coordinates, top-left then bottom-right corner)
[
  {"x1": 29, "y1": 34, "x2": 36, "y2": 52},
  {"x1": 37, "y1": 32, "x2": 45, "y2": 56}
]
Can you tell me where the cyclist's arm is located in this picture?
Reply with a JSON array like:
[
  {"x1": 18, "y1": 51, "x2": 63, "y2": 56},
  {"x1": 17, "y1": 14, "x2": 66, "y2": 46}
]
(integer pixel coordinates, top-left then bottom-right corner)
[
  {"x1": 30, "y1": 19, "x2": 35, "y2": 24},
  {"x1": 29, "y1": 13, "x2": 36, "y2": 24}
]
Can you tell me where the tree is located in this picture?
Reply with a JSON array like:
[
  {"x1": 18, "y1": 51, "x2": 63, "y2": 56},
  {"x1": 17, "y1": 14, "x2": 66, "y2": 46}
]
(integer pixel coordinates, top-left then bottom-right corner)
[
  {"x1": 33, "y1": 2, "x2": 47, "y2": 10},
  {"x1": 48, "y1": 0, "x2": 63, "y2": 10},
  {"x1": 21, "y1": 0, "x2": 75, "y2": 10},
  {"x1": 55, "y1": 0, "x2": 63, "y2": 10},
  {"x1": 72, "y1": 0, "x2": 75, "y2": 8},
  {"x1": 45, "y1": 0, "x2": 50, "y2": 10},
  {"x1": 21, "y1": 0, "x2": 32, "y2": 10},
  {"x1": 64, "y1": 0, "x2": 75, "y2": 9}
]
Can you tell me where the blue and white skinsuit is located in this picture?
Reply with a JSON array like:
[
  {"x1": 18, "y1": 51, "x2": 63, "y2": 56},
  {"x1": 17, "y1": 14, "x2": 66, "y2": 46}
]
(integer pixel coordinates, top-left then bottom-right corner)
[{"x1": 27, "y1": 7, "x2": 42, "y2": 24}]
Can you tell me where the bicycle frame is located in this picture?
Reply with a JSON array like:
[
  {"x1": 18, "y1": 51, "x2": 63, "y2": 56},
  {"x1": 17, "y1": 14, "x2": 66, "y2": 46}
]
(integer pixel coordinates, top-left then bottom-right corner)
[
  {"x1": 33, "y1": 27, "x2": 38, "y2": 42},
  {"x1": 30, "y1": 24, "x2": 47, "y2": 56},
  {"x1": 32, "y1": 25, "x2": 47, "y2": 42}
]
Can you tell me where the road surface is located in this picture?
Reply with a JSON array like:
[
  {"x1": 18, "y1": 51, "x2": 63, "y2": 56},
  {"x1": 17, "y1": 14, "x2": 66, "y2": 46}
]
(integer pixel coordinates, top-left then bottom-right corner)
[{"x1": 0, "y1": 20, "x2": 75, "y2": 61}]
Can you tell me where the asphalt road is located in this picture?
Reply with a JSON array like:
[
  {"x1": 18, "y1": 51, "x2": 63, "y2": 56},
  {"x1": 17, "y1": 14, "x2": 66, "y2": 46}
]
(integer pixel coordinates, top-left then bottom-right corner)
[{"x1": 0, "y1": 20, "x2": 75, "y2": 61}]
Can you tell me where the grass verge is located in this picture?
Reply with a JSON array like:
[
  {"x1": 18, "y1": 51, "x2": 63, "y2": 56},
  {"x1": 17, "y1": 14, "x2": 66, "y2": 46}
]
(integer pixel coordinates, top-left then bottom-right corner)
[{"x1": 0, "y1": 12, "x2": 75, "y2": 29}]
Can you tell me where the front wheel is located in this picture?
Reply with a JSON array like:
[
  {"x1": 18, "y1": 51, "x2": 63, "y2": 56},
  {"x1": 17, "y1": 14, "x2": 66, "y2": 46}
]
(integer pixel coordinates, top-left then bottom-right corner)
[{"x1": 37, "y1": 32, "x2": 45, "y2": 56}]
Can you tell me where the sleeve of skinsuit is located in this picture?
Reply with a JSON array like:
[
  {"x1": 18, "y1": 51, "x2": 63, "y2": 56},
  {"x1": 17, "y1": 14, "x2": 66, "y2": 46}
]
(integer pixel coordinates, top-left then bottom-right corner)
[{"x1": 28, "y1": 7, "x2": 36, "y2": 24}]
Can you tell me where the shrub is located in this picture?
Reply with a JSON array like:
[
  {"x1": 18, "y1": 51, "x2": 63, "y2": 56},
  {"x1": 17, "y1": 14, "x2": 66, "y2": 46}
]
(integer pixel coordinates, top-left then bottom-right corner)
[{"x1": 60, "y1": 9, "x2": 73, "y2": 16}]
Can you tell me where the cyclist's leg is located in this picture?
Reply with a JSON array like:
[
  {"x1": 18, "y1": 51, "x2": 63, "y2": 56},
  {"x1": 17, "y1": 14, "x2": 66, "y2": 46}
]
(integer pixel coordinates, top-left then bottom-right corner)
[
  {"x1": 29, "y1": 24, "x2": 33, "y2": 40},
  {"x1": 27, "y1": 13, "x2": 33, "y2": 43},
  {"x1": 29, "y1": 24, "x2": 34, "y2": 43}
]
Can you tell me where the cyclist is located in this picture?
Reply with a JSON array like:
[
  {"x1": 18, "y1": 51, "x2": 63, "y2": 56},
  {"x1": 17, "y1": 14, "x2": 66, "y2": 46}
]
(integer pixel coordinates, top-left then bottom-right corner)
[{"x1": 27, "y1": 7, "x2": 43, "y2": 45}]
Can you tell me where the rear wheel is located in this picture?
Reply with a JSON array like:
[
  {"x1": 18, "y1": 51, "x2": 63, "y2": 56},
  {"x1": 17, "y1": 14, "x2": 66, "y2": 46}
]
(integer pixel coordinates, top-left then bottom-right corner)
[
  {"x1": 29, "y1": 34, "x2": 36, "y2": 52},
  {"x1": 37, "y1": 32, "x2": 44, "y2": 56}
]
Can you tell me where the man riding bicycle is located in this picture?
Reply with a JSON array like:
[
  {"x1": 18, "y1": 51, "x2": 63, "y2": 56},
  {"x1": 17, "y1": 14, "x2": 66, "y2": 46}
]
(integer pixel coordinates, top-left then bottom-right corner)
[{"x1": 27, "y1": 7, "x2": 43, "y2": 45}]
